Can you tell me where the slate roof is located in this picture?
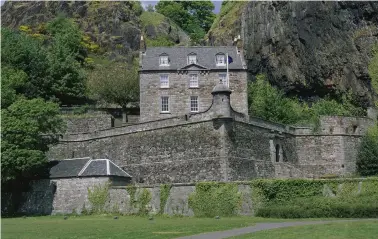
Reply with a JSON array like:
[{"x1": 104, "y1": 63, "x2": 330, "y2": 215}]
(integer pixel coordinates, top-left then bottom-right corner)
[
  {"x1": 141, "y1": 46, "x2": 245, "y2": 71},
  {"x1": 48, "y1": 158, "x2": 131, "y2": 179}
]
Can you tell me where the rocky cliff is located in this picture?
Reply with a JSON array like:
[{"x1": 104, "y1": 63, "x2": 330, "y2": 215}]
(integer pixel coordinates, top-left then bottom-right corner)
[
  {"x1": 209, "y1": 1, "x2": 378, "y2": 107},
  {"x1": 1, "y1": 1, "x2": 189, "y2": 61}
]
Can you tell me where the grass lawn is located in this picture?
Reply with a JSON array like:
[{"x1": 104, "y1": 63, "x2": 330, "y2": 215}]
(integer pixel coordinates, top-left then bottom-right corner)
[
  {"x1": 2, "y1": 215, "x2": 266, "y2": 239},
  {"x1": 228, "y1": 221, "x2": 378, "y2": 239}
]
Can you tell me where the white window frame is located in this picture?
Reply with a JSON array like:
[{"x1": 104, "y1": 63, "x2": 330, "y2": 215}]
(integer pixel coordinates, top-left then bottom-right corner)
[
  {"x1": 188, "y1": 55, "x2": 197, "y2": 64},
  {"x1": 189, "y1": 74, "x2": 198, "y2": 88},
  {"x1": 219, "y1": 73, "x2": 228, "y2": 86},
  {"x1": 159, "y1": 56, "x2": 169, "y2": 66},
  {"x1": 190, "y1": 96, "x2": 199, "y2": 112},
  {"x1": 161, "y1": 96, "x2": 169, "y2": 113},
  {"x1": 160, "y1": 74, "x2": 169, "y2": 88},
  {"x1": 216, "y1": 54, "x2": 226, "y2": 66}
]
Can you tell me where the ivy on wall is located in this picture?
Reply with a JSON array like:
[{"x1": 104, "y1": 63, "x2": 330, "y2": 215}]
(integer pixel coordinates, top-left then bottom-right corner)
[
  {"x1": 126, "y1": 186, "x2": 152, "y2": 215},
  {"x1": 159, "y1": 184, "x2": 172, "y2": 214},
  {"x1": 188, "y1": 182, "x2": 242, "y2": 217},
  {"x1": 87, "y1": 182, "x2": 110, "y2": 214}
]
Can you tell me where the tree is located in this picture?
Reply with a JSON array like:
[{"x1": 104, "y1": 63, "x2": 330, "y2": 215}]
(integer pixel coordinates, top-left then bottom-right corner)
[
  {"x1": 1, "y1": 98, "x2": 65, "y2": 182},
  {"x1": 1, "y1": 17, "x2": 87, "y2": 105},
  {"x1": 87, "y1": 58, "x2": 139, "y2": 123},
  {"x1": 155, "y1": 1, "x2": 215, "y2": 44},
  {"x1": 146, "y1": 4, "x2": 155, "y2": 12}
]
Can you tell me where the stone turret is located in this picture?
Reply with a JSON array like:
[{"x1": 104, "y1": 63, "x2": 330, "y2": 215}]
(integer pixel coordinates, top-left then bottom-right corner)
[{"x1": 211, "y1": 83, "x2": 232, "y2": 118}]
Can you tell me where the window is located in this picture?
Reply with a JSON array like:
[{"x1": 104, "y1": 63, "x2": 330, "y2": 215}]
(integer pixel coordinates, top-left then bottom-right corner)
[
  {"x1": 161, "y1": 96, "x2": 169, "y2": 112},
  {"x1": 275, "y1": 144, "x2": 280, "y2": 162},
  {"x1": 216, "y1": 54, "x2": 225, "y2": 65},
  {"x1": 159, "y1": 56, "x2": 169, "y2": 66},
  {"x1": 189, "y1": 74, "x2": 198, "y2": 88},
  {"x1": 190, "y1": 96, "x2": 198, "y2": 112},
  {"x1": 160, "y1": 74, "x2": 169, "y2": 88},
  {"x1": 188, "y1": 54, "x2": 197, "y2": 64},
  {"x1": 219, "y1": 73, "x2": 228, "y2": 86}
]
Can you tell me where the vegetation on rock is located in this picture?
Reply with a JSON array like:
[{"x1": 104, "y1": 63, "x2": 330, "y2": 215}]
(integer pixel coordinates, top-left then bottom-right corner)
[
  {"x1": 155, "y1": 1, "x2": 215, "y2": 45},
  {"x1": 357, "y1": 123, "x2": 378, "y2": 176},
  {"x1": 248, "y1": 74, "x2": 364, "y2": 126}
]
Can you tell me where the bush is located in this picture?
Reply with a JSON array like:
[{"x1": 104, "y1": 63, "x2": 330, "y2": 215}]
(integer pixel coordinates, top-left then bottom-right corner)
[
  {"x1": 357, "y1": 123, "x2": 378, "y2": 176},
  {"x1": 189, "y1": 182, "x2": 241, "y2": 217},
  {"x1": 248, "y1": 74, "x2": 364, "y2": 127},
  {"x1": 257, "y1": 196, "x2": 378, "y2": 218}
]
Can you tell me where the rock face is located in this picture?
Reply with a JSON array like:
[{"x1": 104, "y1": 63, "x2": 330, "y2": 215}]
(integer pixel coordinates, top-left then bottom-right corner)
[
  {"x1": 243, "y1": 1, "x2": 378, "y2": 106},
  {"x1": 1, "y1": 1, "x2": 189, "y2": 61}
]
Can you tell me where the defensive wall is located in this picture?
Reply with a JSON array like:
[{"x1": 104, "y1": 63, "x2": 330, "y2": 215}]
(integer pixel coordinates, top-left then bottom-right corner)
[{"x1": 49, "y1": 84, "x2": 375, "y2": 184}]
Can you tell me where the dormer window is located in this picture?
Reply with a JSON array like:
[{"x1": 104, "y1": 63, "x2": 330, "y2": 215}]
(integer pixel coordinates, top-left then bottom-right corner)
[
  {"x1": 159, "y1": 54, "x2": 169, "y2": 66},
  {"x1": 188, "y1": 53, "x2": 197, "y2": 64},
  {"x1": 216, "y1": 53, "x2": 225, "y2": 66}
]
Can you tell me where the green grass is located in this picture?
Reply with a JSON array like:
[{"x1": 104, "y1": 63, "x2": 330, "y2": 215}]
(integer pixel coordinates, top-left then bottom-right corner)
[
  {"x1": 2, "y1": 215, "x2": 263, "y2": 239},
  {"x1": 228, "y1": 221, "x2": 378, "y2": 239}
]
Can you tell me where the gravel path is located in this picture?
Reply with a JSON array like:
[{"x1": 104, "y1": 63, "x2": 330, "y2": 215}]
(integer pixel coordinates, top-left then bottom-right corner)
[{"x1": 175, "y1": 219, "x2": 378, "y2": 239}]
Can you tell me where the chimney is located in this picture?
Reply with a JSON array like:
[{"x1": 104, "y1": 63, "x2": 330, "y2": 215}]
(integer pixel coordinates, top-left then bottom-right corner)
[
  {"x1": 140, "y1": 35, "x2": 146, "y2": 53},
  {"x1": 139, "y1": 35, "x2": 146, "y2": 68}
]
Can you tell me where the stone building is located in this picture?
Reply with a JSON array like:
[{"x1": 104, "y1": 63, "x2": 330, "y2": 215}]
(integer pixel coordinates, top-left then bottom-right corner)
[
  {"x1": 5, "y1": 44, "x2": 377, "y2": 216},
  {"x1": 139, "y1": 44, "x2": 248, "y2": 122}
]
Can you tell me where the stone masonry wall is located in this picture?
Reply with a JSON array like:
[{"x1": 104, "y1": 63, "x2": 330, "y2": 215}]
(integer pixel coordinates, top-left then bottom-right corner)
[
  {"x1": 49, "y1": 120, "x2": 226, "y2": 184},
  {"x1": 139, "y1": 71, "x2": 248, "y2": 122},
  {"x1": 17, "y1": 177, "x2": 110, "y2": 215},
  {"x1": 63, "y1": 114, "x2": 112, "y2": 134}
]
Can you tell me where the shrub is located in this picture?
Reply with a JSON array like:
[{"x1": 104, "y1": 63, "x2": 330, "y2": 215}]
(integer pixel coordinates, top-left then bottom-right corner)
[
  {"x1": 357, "y1": 123, "x2": 378, "y2": 176},
  {"x1": 87, "y1": 183, "x2": 110, "y2": 214},
  {"x1": 248, "y1": 74, "x2": 364, "y2": 127},
  {"x1": 257, "y1": 195, "x2": 378, "y2": 218},
  {"x1": 189, "y1": 182, "x2": 241, "y2": 217}
]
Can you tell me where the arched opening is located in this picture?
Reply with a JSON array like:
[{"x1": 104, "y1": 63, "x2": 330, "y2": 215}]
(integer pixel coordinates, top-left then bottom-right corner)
[{"x1": 275, "y1": 144, "x2": 280, "y2": 162}]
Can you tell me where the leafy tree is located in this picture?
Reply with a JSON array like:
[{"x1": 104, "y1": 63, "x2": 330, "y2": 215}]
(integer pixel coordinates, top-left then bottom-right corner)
[
  {"x1": 248, "y1": 74, "x2": 364, "y2": 126},
  {"x1": 1, "y1": 98, "x2": 65, "y2": 182},
  {"x1": 87, "y1": 58, "x2": 139, "y2": 123},
  {"x1": 1, "y1": 66, "x2": 28, "y2": 108},
  {"x1": 146, "y1": 4, "x2": 155, "y2": 12},
  {"x1": 248, "y1": 74, "x2": 304, "y2": 125},
  {"x1": 357, "y1": 123, "x2": 378, "y2": 176},
  {"x1": 155, "y1": 1, "x2": 215, "y2": 45},
  {"x1": 1, "y1": 17, "x2": 87, "y2": 105}
]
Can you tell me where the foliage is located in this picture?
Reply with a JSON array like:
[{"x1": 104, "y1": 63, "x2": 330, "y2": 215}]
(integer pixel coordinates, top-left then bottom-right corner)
[
  {"x1": 146, "y1": 4, "x2": 154, "y2": 12},
  {"x1": 256, "y1": 195, "x2": 378, "y2": 218},
  {"x1": 188, "y1": 182, "x2": 241, "y2": 217},
  {"x1": 140, "y1": 11, "x2": 166, "y2": 27},
  {"x1": 87, "y1": 57, "x2": 139, "y2": 121},
  {"x1": 357, "y1": 123, "x2": 378, "y2": 176},
  {"x1": 138, "y1": 189, "x2": 152, "y2": 215},
  {"x1": 126, "y1": 185, "x2": 137, "y2": 208},
  {"x1": 1, "y1": 17, "x2": 87, "y2": 105},
  {"x1": 155, "y1": 1, "x2": 215, "y2": 44},
  {"x1": 1, "y1": 66, "x2": 28, "y2": 108},
  {"x1": 1, "y1": 98, "x2": 65, "y2": 182},
  {"x1": 159, "y1": 184, "x2": 172, "y2": 214},
  {"x1": 145, "y1": 36, "x2": 175, "y2": 47},
  {"x1": 87, "y1": 183, "x2": 110, "y2": 214},
  {"x1": 368, "y1": 43, "x2": 378, "y2": 94},
  {"x1": 248, "y1": 74, "x2": 364, "y2": 127},
  {"x1": 250, "y1": 178, "x2": 378, "y2": 218}
]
